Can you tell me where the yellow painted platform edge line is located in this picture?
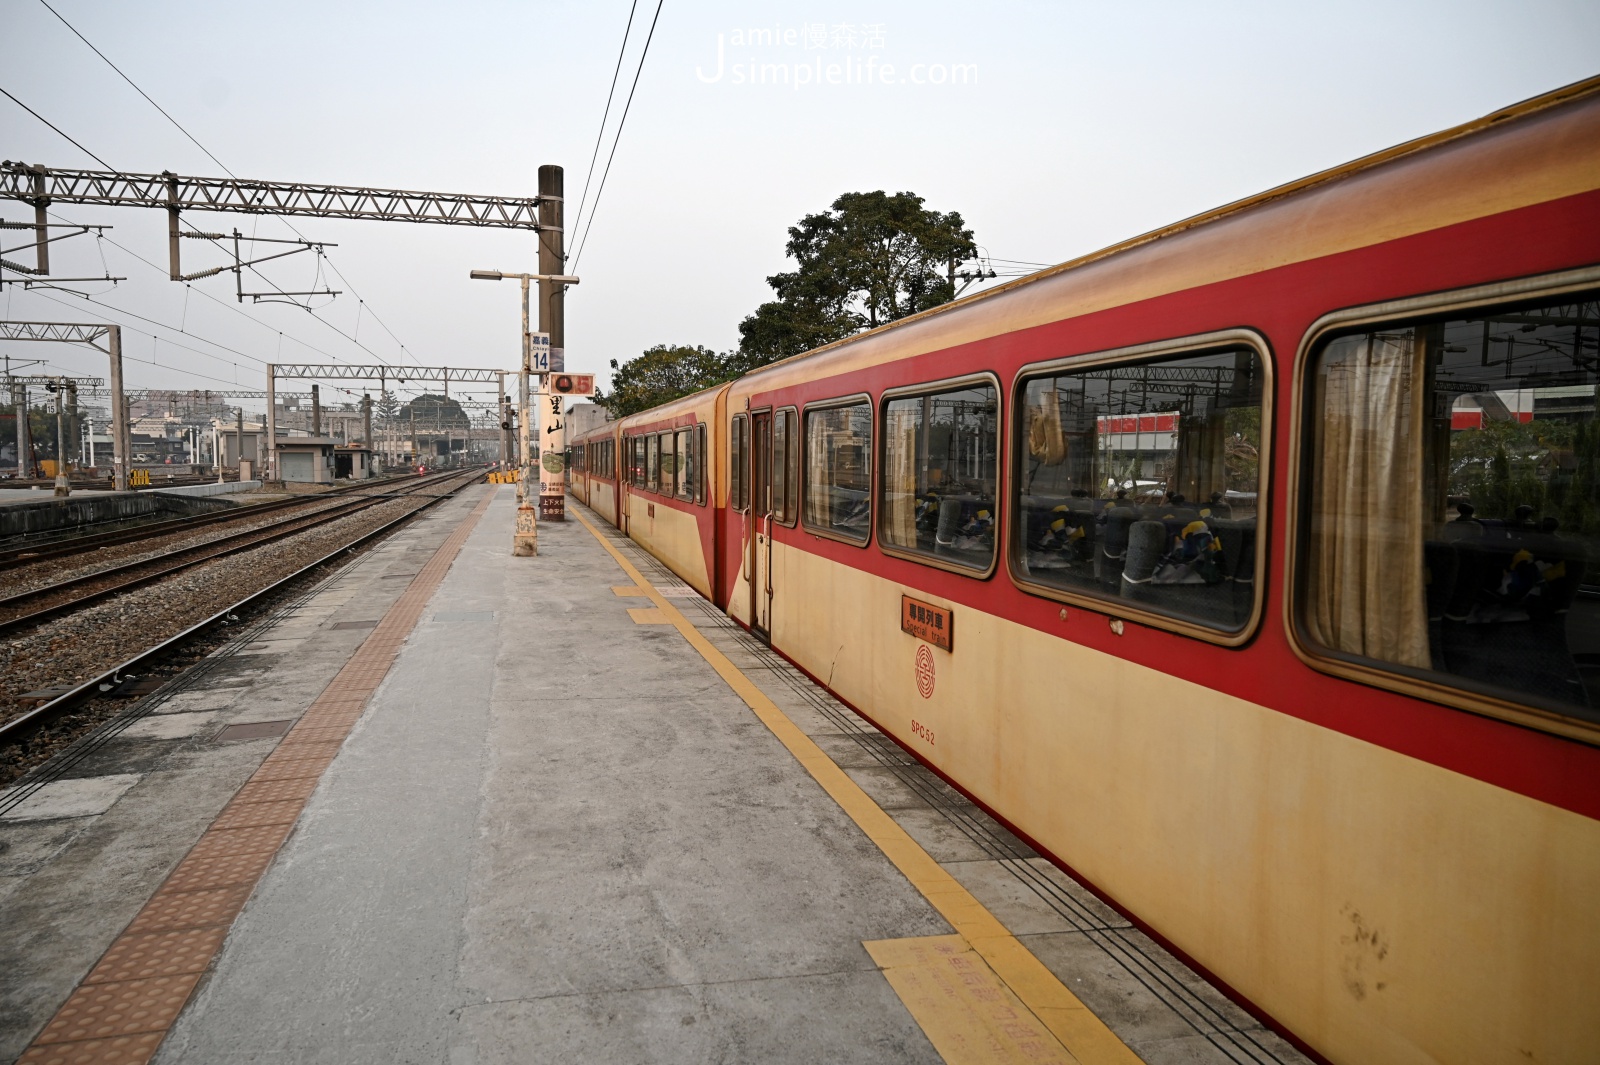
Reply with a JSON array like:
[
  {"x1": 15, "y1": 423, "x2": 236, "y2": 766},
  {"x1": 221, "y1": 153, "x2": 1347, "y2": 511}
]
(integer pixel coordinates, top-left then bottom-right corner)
[{"x1": 569, "y1": 503, "x2": 1142, "y2": 1065}]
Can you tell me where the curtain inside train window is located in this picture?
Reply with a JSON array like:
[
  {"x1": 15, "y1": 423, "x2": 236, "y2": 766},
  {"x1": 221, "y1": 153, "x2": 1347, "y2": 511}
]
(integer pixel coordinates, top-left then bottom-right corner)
[
  {"x1": 675, "y1": 428, "x2": 693, "y2": 500},
  {"x1": 731, "y1": 415, "x2": 748, "y2": 510},
  {"x1": 1303, "y1": 292, "x2": 1600, "y2": 723},
  {"x1": 804, "y1": 402, "x2": 872, "y2": 541},
  {"x1": 881, "y1": 383, "x2": 999, "y2": 570},
  {"x1": 646, "y1": 434, "x2": 660, "y2": 491},
  {"x1": 773, "y1": 410, "x2": 799, "y2": 523},
  {"x1": 1015, "y1": 347, "x2": 1263, "y2": 632},
  {"x1": 695, "y1": 425, "x2": 707, "y2": 505}
]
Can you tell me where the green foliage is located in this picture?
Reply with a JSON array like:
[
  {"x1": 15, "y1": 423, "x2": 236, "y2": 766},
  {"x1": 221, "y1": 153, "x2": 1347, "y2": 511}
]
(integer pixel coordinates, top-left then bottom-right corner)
[
  {"x1": 602, "y1": 190, "x2": 978, "y2": 417},
  {"x1": 374, "y1": 390, "x2": 400, "y2": 424},
  {"x1": 736, "y1": 190, "x2": 976, "y2": 366},
  {"x1": 397, "y1": 394, "x2": 469, "y2": 430},
  {"x1": 598, "y1": 345, "x2": 739, "y2": 418}
]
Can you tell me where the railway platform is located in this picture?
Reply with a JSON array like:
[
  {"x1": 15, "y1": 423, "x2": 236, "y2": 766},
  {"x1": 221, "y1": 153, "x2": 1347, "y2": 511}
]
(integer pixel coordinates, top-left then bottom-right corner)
[{"x1": 0, "y1": 485, "x2": 1306, "y2": 1065}]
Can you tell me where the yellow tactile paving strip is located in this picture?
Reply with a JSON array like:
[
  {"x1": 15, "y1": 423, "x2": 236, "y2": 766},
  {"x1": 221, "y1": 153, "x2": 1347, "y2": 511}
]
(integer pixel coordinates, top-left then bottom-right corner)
[
  {"x1": 19, "y1": 487, "x2": 495, "y2": 1065},
  {"x1": 572, "y1": 504, "x2": 1144, "y2": 1065}
]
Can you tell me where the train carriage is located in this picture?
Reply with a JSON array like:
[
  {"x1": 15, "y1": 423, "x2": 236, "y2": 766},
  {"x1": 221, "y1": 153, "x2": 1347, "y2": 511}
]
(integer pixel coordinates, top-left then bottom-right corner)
[
  {"x1": 612, "y1": 386, "x2": 723, "y2": 598},
  {"x1": 584, "y1": 78, "x2": 1600, "y2": 1064}
]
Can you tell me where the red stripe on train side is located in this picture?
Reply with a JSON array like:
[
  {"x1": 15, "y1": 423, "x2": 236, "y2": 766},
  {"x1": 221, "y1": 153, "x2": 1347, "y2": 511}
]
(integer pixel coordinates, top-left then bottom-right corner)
[{"x1": 729, "y1": 187, "x2": 1600, "y2": 820}]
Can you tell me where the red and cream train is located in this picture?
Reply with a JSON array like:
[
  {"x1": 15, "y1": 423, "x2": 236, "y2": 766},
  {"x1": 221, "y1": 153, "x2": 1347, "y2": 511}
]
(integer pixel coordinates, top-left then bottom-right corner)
[{"x1": 569, "y1": 79, "x2": 1600, "y2": 1064}]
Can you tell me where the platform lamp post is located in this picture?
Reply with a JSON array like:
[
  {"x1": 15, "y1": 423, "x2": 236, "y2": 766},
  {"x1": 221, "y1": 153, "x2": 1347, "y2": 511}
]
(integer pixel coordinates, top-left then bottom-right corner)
[{"x1": 469, "y1": 268, "x2": 578, "y2": 557}]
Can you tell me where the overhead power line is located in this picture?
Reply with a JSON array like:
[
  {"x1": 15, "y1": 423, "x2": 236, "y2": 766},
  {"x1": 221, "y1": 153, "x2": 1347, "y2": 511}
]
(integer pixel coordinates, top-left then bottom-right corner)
[
  {"x1": 0, "y1": 86, "x2": 111, "y2": 169},
  {"x1": 571, "y1": 0, "x2": 666, "y2": 269},
  {"x1": 26, "y1": 2, "x2": 468, "y2": 368},
  {"x1": 570, "y1": 0, "x2": 640, "y2": 245}
]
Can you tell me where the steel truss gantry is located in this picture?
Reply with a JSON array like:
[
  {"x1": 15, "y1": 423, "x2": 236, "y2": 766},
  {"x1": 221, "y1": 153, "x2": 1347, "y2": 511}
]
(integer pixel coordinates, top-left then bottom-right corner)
[
  {"x1": 0, "y1": 319, "x2": 130, "y2": 490},
  {"x1": 264, "y1": 363, "x2": 508, "y2": 480},
  {"x1": 0, "y1": 160, "x2": 551, "y2": 289}
]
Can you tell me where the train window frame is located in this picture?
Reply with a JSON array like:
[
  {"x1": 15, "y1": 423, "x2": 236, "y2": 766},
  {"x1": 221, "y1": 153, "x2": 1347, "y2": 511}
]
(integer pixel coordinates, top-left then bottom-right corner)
[
  {"x1": 1007, "y1": 330, "x2": 1275, "y2": 647},
  {"x1": 1286, "y1": 266, "x2": 1600, "y2": 745},
  {"x1": 774, "y1": 406, "x2": 801, "y2": 528},
  {"x1": 731, "y1": 414, "x2": 749, "y2": 512},
  {"x1": 695, "y1": 423, "x2": 708, "y2": 506},
  {"x1": 801, "y1": 393, "x2": 874, "y2": 547},
  {"x1": 674, "y1": 427, "x2": 694, "y2": 501},
  {"x1": 876, "y1": 372, "x2": 1004, "y2": 580},
  {"x1": 646, "y1": 433, "x2": 660, "y2": 492}
]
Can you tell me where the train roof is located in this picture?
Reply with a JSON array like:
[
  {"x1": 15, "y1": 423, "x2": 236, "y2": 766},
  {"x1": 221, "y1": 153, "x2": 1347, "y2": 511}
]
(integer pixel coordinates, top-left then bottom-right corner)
[{"x1": 727, "y1": 74, "x2": 1600, "y2": 396}]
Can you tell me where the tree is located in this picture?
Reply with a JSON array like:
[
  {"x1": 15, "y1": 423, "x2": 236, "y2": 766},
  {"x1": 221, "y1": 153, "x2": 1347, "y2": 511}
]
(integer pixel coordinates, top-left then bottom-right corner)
[
  {"x1": 375, "y1": 390, "x2": 400, "y2": 426},
  {"x1": 598, "y1": 345, "x2": 738, "y2": 418},
  {"x1": 737, "y1": 190, "x2": 976, "y2": 365}
]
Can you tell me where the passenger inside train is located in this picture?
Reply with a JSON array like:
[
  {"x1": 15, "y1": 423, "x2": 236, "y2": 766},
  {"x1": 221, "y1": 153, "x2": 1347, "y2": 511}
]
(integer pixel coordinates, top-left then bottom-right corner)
[
  {"x1": 1015, "y1": 345, "x2": 1264, "y2": 632},
  {"x1": 1303, "y1": 293, "x2": 1600, "y2": 720}
]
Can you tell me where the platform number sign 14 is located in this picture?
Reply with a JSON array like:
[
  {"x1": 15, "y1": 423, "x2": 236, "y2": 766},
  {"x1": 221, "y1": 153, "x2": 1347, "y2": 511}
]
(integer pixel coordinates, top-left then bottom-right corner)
[{"x1": 529, "y1": 333, "x2": 550, "y2": 373}]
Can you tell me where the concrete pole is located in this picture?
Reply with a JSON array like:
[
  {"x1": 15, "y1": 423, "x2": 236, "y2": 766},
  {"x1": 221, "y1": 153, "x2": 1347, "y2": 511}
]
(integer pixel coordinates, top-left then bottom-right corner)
[
  {"x1": 265, "y1": 364, "x2": 277, "y2": 482},
  {"x1": 497, "y1": 372, "x2": 508, "y2": 469},
  {"x1": 362, "y1": 393, "x2": 372, "y2": 449},
  {"x1": 108, "y1": 326, "x2": 129, "y2": 492},
  {"x1": 11, "y1": 381, "x2": 28, "y2": 479},
  {"x1": 236, "y1": 407, "x2": 245, "y2": 481},
  {"x1": 53, "y1": 384, "x2": 69, "y2": 496},
  {"x1": 537, "y1": 164, "x2": 566, "y2": 523},
  {"x1": 512, "y1": 273, "x2": 537, "y2": 555},
  {"x1": 311, "y1": 383, "x2": 322, "y2": 437}
]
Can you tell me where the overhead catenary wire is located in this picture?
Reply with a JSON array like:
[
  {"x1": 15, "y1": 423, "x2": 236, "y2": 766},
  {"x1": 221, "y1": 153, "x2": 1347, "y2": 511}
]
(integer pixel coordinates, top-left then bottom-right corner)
[
  {"x1": 569, "y1": 0, "x2": 641, "y2": 247},
  {"x1": 570, "y1": 0, "x2": 666, "y2": 270},
  {"x1": 0, "y1": 85, "x2": 415, "y2": 382},
  {"x1": 31, "y1": 0, "x2": 427, "y2": 370}
]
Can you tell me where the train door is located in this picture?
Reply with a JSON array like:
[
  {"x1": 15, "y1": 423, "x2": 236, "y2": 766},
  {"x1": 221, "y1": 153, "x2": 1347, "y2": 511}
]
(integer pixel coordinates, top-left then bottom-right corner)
[
  {"x1": 749, "y1": 410, "x2": 773, "y2": 640},
  {"x1": 620, "y1": 435, "x2": 631, "y2": 536}
]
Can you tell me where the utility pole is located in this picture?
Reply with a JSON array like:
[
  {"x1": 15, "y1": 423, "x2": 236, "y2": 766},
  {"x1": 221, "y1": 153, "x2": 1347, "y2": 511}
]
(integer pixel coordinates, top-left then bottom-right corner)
[
  {"x1": 11, "y1": 380, "x2": 28, "y2": 479},
  {"x1": 311, "y1": 383, "x2": 322, "y2": 437},
  {"x1": 108, "y1": 326, "x2": 128, "y2": 491},
  {"x1": 362, "y1": 393, "x2": 372, "y2": 450},
  {"x1": 537, "y1": 165, "x2": 566, "y2": 523},
  {"x1": 497, "y1": 372, "x2": 509, "y2": 469},
  {"x1": 50, "y1": 380, "x2": 70, "y2": 496},
  {"x1": 236, "y1": 407, "x2": 245, "y2": 480},
  {"x1": 265, "y1": 364, "x2": 276, "y2": 482}
]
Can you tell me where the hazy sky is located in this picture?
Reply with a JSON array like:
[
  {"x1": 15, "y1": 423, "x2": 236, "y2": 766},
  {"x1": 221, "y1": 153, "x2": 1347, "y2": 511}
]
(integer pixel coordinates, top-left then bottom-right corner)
[{"x1": 2, "y1": 0, "x2": 1597, "y2": 411}]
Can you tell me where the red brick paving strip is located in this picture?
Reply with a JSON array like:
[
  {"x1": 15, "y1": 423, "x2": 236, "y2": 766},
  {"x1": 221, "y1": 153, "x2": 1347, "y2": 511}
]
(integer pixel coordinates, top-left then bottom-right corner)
[{"x1": 20, "y1": 487, "x2": 499, "y2": 1065}]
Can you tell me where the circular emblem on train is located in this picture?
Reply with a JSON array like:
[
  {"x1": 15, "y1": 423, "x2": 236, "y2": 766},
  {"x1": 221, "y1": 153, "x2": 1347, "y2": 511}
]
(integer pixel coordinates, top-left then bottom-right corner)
[{"x1": 914, "y1": 645, "x2": 935, "y2": 700}]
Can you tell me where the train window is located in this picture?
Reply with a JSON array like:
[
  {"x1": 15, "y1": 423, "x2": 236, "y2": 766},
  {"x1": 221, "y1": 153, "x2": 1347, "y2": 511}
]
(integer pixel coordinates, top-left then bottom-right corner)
[
  {"x1": 634, "y1": 436, "x2": 646, "y2": 487},
  {"x1": 1014, "y1": 344, "x2": 1265, "y2": 634},
  {"x1": 803, "y1": 399, "x2": 872, "y2": 542},
  {"x1": 675, "y1": 428, "x2": 694, "y2": 500},
  {"x1": 659, "y1": 432, "x2": 677, "y2": 495},
  {"x1": 646, "y1": 434, "x2": 660, "y2": 491},
  {"x1": 695, "y1": 424, "x2": 707, "y2": 505},
  {"x1": 731, "y1": 414, "x2": 749, "y2": 510},
  {"x1": 1298, "y1": 290, "x2": 1600, "y2": 727},
  {"x1": 881, "y1": 379, "x2": 999, "y2": 572},
  {"x1": 773, "y1": 408, "x2": 799, "y2": 525}
]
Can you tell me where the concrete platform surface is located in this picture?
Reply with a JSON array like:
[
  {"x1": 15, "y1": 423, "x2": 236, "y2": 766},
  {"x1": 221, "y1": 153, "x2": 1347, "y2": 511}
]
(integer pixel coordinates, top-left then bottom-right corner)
[{"x1": 2, "y1": 486, "x2": 1310, "y2": 1065}]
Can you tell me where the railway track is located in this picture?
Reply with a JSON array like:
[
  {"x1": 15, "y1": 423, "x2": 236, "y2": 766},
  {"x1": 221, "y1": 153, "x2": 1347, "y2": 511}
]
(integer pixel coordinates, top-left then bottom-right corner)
[
  {"x1": 0, "y1": 468, "x2": 485, "y2": 759},
  {"x1": 0, "y1": 474, "x2": 465, "y2": 635},
  {"x1": 0, "y1": 472, "x2": 422, "y2": 569}
]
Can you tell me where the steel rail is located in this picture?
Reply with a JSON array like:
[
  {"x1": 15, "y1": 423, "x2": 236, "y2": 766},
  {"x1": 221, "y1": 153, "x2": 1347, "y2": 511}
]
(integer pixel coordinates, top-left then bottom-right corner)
[
  {"x1": 0, "y1": 472, "x2": 423, "y2": 568},
  {"x1": 0, "y1": 472, "x2": 473, "y2": 634},
  {"x1": 0, "y1": 469, "x2": 485, "y2": 743}
]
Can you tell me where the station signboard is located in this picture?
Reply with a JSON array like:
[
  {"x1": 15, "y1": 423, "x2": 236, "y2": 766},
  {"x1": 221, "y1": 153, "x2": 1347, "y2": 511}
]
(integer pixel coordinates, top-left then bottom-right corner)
[{"x1": 548, "y1": 374, "x2": 596, "y2": 396}]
